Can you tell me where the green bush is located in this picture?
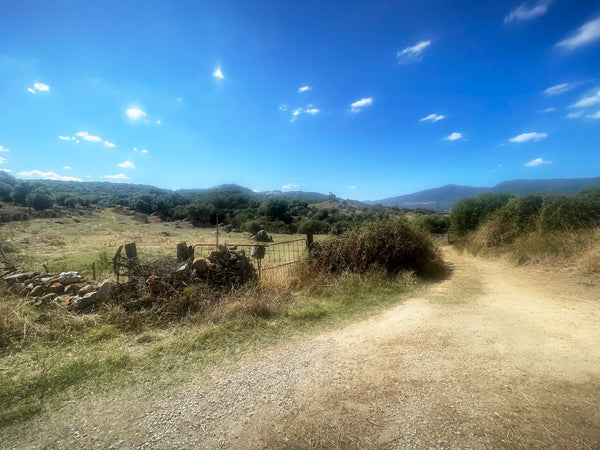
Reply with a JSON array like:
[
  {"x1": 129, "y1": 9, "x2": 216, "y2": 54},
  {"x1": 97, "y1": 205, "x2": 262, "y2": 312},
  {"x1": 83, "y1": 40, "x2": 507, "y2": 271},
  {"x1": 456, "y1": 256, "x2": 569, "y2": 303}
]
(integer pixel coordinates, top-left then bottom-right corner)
[
  {"x1": 414, "y1": 214, "x2": 450, "y2": 234},
  {"x1": 309, "y1": 219, "x2": 445, "y2": 277},
  {"x1": 450, "y1": 192, "x2": 514, "y2": 235}
]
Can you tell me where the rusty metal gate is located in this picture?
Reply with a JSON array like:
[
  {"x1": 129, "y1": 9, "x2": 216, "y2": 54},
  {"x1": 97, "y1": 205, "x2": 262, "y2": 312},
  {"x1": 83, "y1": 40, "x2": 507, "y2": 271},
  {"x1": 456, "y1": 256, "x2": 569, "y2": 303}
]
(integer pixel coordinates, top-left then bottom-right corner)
[{"x1": 192, "y1": 238, "x2": 308, "y2": 283}]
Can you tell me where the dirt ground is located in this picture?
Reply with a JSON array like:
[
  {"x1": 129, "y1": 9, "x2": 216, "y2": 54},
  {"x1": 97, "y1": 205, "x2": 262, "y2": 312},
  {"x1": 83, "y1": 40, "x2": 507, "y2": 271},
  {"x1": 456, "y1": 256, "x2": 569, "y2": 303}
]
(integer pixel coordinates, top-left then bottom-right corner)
[{"x1": 2, "y1": 247, "x2": 599, "y2": 449}]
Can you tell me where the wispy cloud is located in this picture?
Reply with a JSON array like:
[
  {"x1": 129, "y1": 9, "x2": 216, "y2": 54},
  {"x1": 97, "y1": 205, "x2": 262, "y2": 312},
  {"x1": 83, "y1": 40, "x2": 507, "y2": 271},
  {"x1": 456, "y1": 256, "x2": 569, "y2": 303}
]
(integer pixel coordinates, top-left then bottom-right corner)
[
  {"x1": 539, "y1": 107, "x2": 556, "y2": 113},
  {"x1": 504, "y1": 1, "x2": 550, "y2": 23},
  {"x1": 347, "y1": 186, "x2": 356, "y2": 190},
  {"x1": 17, "y1": 169, "x2": 82, "y2": 182},
  {"x1": 75, "y1": 131, "x2": 102, "y2": 142},
  {"x1": 509, "y1": 132, "x2": 548, "y2": 143},
  {"x1": 350, "y1": 97, "x2": 373, "y2": 113},
  {"x1": 0, "y1": 144, "x2": 10, "y2": 152},
  {"x1": 213, "y1": 66, "x2": 224, "y2": 79},
  {"x1": 0, "y1": 157, "x2": 6, "y2": 164},
  {"x1": 0, "y1": 169, "x2": 11, "y2": 173},
  {"x1": 118, "y1": 160, "x2": 135, "y2": 169},
  {"x1": 444, "y1": 132, "x2": 463, "y2": 141},
  {"x1": 141, "y1": 149, "x2": 148, "y2": 154},
  {"x1": 281, "y1": 183, "x2": 299, "y2": 191},
  {"x1": 397, "y1": 40, "x2": 431, "y2": 64},
  {"x1": 419, "y1": 113, "x2": 445, "y2": 122},
  {"x1": 556, "y1": 17, "x2": 600, "y2": 50},
  {"x1": 58, "y1": 136, "x2": 73, "y2": 141},
  {"x1": 126, "y1": 108, "x2": 146, "y2": 120},
  {"x1": 104, "y1": 174, "x2": 130, "y2": 180},
  {"x1": 543, "y1": 83, "x2": 575, "y2": 96},
  {"x1": 567, "y1": 110, "x2": 584, "y2": 119},
  {"x1": 156, "y1": 119, "x2": 161, "y2": 125},
  {"x1": 63, "y1": 166, "x2": 71, "y2": 170},
  {"x1": 298, "y1": 85, "x2": 311, "y2": 93},
  {"x1": 290, "y1": 105, "x2": 320, "y2": 122},
  {"x1": 569, "y1": 89, "x2": 600, "y2": 108},
  {"x1": 27, "y1": 82, "x2": 50, "y2": 94},
  {"x1": 586, "y1": 110, "x2": 600, "y2": 119},
  {"x1": 525, "y1": 157, "x2": 552, "y2": 167},
  {"x1": 278, "y1": 104, "x2": 288, "y2": 111},
  {"x1": 103, "y1": 141, "x2": 115, "y2": 148}
]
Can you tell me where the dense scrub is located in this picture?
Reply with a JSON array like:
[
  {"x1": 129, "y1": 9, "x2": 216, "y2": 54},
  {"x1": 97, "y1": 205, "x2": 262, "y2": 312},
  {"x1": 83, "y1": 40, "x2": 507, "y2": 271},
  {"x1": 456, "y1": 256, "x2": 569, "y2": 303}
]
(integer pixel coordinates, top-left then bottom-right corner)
[{"x1": 309, "y1": 219, "x2": 446, "y2": 277}]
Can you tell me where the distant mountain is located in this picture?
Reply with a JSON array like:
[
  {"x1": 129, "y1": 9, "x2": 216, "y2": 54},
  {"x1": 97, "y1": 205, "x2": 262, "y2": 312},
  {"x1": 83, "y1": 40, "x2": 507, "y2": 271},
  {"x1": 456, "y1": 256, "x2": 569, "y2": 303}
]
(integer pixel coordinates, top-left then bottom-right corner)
[{"x1": 370, "y1": 177, "x2": 600, "y2": 211}]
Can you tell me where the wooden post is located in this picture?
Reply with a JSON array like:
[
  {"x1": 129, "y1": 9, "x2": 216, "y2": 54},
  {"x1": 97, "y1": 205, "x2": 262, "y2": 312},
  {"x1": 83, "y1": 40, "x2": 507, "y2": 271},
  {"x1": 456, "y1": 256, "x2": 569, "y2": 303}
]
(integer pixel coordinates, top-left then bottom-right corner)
[
  {"x1": 92, "y1": 262, "x2": 96, "y2": 281},
  {"x1": 124, "y1": 242, "x2": 137, "y2": 259},
  {"x1": 177, "y1": 242, "x2": 192, "y2": 262},
  {"x1": 306, "y1": 232, "x2": 314, "y2": 250}
]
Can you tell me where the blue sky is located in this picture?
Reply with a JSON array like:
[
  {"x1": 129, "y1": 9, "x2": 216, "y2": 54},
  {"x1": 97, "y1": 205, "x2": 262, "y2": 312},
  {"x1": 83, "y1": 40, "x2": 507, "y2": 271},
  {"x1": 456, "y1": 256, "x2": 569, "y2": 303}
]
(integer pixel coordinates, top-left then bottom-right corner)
[{"x1": 0, "y1": 0, "x2": 599, "y2": 201}]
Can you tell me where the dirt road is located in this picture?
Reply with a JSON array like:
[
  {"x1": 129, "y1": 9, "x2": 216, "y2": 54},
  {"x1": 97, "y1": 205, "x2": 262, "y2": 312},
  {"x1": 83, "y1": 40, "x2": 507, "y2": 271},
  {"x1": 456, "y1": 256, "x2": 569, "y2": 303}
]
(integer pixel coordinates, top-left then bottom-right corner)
[{"x1": 5, "y1": 248, "x2": 600, "y2": 448}]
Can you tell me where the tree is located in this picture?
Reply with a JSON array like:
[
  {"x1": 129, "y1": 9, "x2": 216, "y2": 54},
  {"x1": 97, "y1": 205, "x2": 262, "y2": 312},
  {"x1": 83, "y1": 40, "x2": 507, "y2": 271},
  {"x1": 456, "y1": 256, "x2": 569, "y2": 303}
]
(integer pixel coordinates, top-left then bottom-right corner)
[{"x1": 26, "y1": 187, "x2": 54, "y2": 210}]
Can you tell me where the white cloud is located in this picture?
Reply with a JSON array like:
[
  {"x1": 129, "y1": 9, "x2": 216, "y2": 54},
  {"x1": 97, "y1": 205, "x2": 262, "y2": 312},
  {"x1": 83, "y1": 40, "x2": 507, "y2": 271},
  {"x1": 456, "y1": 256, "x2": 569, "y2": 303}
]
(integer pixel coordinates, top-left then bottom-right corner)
[
  {"x1": 397, "y1": 40, "x2": 431, "y2": 64},
  {"x1": 298, "y1": 85, "x2": 311, "y2": 93},
  {"x1": 118, "y1": 160, "x2": 135, "y2": 169},
  {"x1": 419, "y1": 113, "x2": 445, "y2": 122},
  {"x1": 0, "y1": 168, "x2": 11, "y2": 173},
  {"x1": 290, "y1": 106, "x2": 320, "y2": 121},
  {"x1": 17, "y1": 170, "x2": 82, "y2": 182},
  {"x1": 58, "y1": 136, "x2": 73, "y2": 141},
  {"x1": 75, "y1": 131, "x2": 102, "y2": 142},
  {"x1": 509, "y1": 132, "x2": 548, "y2": 143},
  {"x1": 103, "y1": 141, "x2": 116, "y2": 148},
  {"x1": 504, "y1": 1, "x2": 550, "y2": 23},
  {"x1": 444, "y1": 132, "x2": 463, "y2": 141},
  {"x1": 569, "y1": 89, "x2": 600, "y2": 108},
  {"x1": 525, "y1": 158, "x2": 552, "y2": 167},
  {"x1": 126, "y1": 108, "x2": 146, "y2": 120},
  {"x1": 63, "y1": 166, "x2": 71, "y2": 169},
  {"x1": 586, "y1": 110, "x2": 600, "y2": 119},
  {"x1": 347, "y1": 186, "x2": 356, "y2": 189},
  {"x1": 279, "y1": 104, "x2": 288, "y2": 111},
  {"x1": 556, "y1": 17, "x2": 600, "y2": 50},
  {"x1": 539, "y1": 107, "x2": 556, "y2": 113},
  {"x1": 0, "y1": 157, "x2": 6, "y2": 163},
  {"x1": 28, "y1": 82, "x2": 50, "y2": 94},
  {"x1": 141, "y1": 149, "x2": 148, "y2": 154},
  {"x1": 104, "y1": 174, "x2": 130, "y2": 180},
  {"x1": 567, "y1": 110, "x2": 584, "y2": 119},
  {"x1": 350, "y1": 97, "x2": 373, "y2": 113},
  {"x1": 156, "y1": 119, "x2": 161, "y2": 125},
  {"x1": 543, "y1": 83, "x2": 573, "y2": 96},
  {"x1": 281, "y1": 183, "x2": 299, "y2": 191},
  {"x1": 0, "y1": 144, "x2": 10, "y2": 152},
  {"x1": 213, "y1": 66, "x2": 224, "y2": 79}
]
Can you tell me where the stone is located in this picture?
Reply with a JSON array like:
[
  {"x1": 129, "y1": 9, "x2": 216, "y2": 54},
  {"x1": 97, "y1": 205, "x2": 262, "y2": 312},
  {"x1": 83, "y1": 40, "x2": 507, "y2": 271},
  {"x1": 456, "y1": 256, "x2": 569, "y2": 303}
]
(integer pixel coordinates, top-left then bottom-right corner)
[
  {"x1": 146, "y1": 275, "x2": 166, "y2": 294},
  {"x1": 192, "y1": 258, "x2": 209, "y2": 274},
  {"x1": 48, "y1": 282, "x2": 64, "y2": 294},
  {"x1": 64, "y1": 283, "x2": 83, "y2": 296},
  {"x1": 3, "y1": 271, "x2": 37, "y2": 282},
  {"x1": 172, "y1": 264, "x2": 191, "y2": 280},
  {"x1": 29, "y1": 285, "x2": 45, "y2": 298},
  {"x1": 40, "y1": 293, "x2": 57, "y2": 304},
  {"x1": 58, "y1": 271, "x2": 83, "y2": 285},
  {"x1": 252, "y1": 230, "x2": 273, "y2": 243},
  {"x1": 96, "y1": 279, "x2": 117, "y2": 302},
  {"x1": 78, "y1": 284, "x2": 97, "y2": 295},
  {"x1": 69, "y1": 292, "x2": 97, "y2": 312}
]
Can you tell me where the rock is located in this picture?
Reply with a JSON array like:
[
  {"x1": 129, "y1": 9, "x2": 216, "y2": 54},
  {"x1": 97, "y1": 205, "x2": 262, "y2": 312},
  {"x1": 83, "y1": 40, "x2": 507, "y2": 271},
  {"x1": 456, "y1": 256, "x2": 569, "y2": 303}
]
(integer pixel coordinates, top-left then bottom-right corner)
[
  {"x1": 40, "y1": 293, "x2": 57, "y2": 304},
  {"x1": 58, "y1": 271, "x2": 83, "y2": 285},
  {"x1": 69, "y1": 292, "x2": 97, "y2": 312},
  {"x1": 172, "y1": 264, "x2": 191, "y2": 280},
  {"x1": 3, "y1": 271, "x2": 37, "y2": 282},
  {"x1": 192, "y1": 258, "x2": 209, "y2": 274},
  {"x1": 29, "y1": 285, "x2": 45, "y2": 298},
  {"x1": 96, "y1": 279, "x2": 117, "y2": 302},
  {"x1": 64, "y1": 283, "x2": 84, "y2": 296},
  {"x1": 48, "y1": 282, "x2": 64, "y2": 294},
  {"x1": 146, "y1": 275, "x2": 166, "y2": 294},
  {"x1": 78, "y1": 284, "x2": 97, "y2": 295},
  {"x1": 252, "y1": 230, "x2": 273, "y2": 243}
]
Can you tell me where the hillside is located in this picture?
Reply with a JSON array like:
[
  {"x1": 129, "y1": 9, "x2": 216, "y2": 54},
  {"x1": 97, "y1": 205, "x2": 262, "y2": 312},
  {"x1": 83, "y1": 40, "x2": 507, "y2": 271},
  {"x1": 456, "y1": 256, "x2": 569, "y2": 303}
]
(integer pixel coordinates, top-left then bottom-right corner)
[{"x1": 370, "y1": 176, "x2": 600, "y2": 211}]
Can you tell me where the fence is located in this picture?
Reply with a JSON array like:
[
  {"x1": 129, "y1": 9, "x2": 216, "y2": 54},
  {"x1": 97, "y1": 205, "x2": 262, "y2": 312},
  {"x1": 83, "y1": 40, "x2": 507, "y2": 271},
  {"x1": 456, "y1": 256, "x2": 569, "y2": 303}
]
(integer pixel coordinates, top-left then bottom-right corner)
[{"x1": 192, "y1": 238, "x2": 308, "y2": 284}]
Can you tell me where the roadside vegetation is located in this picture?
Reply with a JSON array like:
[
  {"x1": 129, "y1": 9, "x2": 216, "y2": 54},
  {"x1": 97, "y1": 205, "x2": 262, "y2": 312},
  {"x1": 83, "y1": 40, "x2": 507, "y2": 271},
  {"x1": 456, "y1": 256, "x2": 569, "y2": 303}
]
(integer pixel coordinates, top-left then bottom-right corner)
[
  {"x1": 450, "y1": 185, "x2": 600, "y2": 271},
  {"x1": 0, "y1": 214, "x2": 443, "y2": 429}
]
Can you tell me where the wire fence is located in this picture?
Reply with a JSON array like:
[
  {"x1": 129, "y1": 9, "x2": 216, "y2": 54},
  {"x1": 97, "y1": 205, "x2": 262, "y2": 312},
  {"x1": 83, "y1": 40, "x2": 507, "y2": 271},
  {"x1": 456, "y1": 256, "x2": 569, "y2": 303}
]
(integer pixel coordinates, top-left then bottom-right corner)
[{"x1": 192, "y1": 238, "x2": 308, "y2": 284}]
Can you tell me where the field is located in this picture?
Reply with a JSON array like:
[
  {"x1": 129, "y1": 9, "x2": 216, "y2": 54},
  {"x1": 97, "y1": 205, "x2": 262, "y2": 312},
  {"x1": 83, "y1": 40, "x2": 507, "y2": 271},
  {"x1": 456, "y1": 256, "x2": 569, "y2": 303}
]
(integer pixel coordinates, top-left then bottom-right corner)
[{"x1": 0, "y1": 207, "x2": 300, "y2": 280}]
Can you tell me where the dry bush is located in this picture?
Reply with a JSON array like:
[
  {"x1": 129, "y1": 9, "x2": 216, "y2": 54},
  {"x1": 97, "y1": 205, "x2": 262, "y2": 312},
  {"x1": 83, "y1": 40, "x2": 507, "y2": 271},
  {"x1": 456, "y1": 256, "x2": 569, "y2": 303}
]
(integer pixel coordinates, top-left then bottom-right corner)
[{"x1": 309, "y1": 219, "x2": 446, "y2": 278}]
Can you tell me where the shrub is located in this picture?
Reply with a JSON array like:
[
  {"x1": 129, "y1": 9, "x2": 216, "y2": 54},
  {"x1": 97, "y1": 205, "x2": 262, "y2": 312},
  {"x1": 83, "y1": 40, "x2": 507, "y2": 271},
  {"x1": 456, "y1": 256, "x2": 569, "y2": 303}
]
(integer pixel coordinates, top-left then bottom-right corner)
[
  {"x1": 450, "y1": 192, "x2": 514, "y2": 235},
  {"x1": 414, "y1": 214, "x2": 451, "y2": 234},
  {"x1": 309, "y1": 219, "x2": 445, "y2": 277}
]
